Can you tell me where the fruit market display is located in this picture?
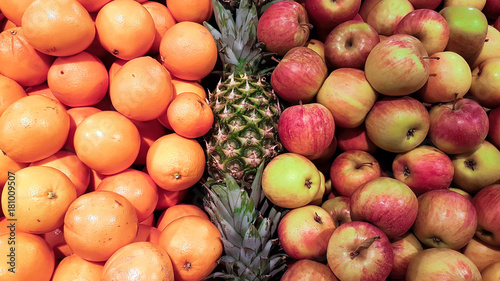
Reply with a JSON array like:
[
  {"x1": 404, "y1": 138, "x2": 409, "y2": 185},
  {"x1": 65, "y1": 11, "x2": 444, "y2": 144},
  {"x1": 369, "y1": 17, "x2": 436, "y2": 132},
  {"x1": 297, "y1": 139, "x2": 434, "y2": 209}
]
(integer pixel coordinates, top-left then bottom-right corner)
[{"x1": 2, "y1": 0, "x2": 500, "y2": 280}]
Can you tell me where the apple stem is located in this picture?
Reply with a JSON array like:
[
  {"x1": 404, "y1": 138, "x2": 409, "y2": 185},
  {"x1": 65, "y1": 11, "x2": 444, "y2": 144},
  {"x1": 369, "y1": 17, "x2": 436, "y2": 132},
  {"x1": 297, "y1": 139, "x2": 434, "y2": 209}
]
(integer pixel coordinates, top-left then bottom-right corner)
[
  {"x1": 350, "y1": 236, "x2": 380, "y2": 259},
  {"x1": 314, "y1": 212, "x2": 323, "y2": 224},
  {"x1": 422, "y1": 56, "x2": 440, "y2": 60},
  {"x1": 271, "y1": 56, "x2": 281, "y2": 63},
  {"x1": 452, "y1": 93, "x2": 459, "y2": 110},
  {"x1": 429, "y1": 73, "x2": 437, "y2": 77}
]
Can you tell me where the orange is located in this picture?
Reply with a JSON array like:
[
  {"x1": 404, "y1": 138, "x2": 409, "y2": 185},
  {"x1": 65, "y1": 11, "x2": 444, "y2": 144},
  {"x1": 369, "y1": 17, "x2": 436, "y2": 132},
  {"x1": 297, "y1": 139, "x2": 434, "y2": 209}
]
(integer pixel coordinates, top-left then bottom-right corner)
[
  {"x1": 0, "y1": 75, "x2": 26, "y2": 117},
  {"x1": 96, "y1": 0, "x2": 156, "y2": 60},
  {"x1": 30, "y1": 150, "x2": 91, "y2": 197},
  {"x1": 166, "y1": 0, "x2": 213, "y2": 24},
  {"x1": 25, "y1": 82, "x2": 67, "y2": 109},
  {"x1": 88, "y1": 168, "x2": 105, "y2": 192},
  {"x1": 156, "y1": 188, "x2": 189, "y2": 210},
  {"x1": 133, "y1": 224, "x2": 161, "y2": 244},
  {"x1": 0, "y1": 148, "x2": 28, "y2": 187},
  {"x1": 0, "y1": 217, "x2": 7, "y2": 235},
  {"x1": 96, "y1": 168, "x2": 159, "y2": 222},
  {"x1": 166, "y1": 92, "x2": 214, "y2": 139},
  {"x1": 0, "y1": 0, "x2": 35, "y2": 26},
  {"x1": 140, "y1": 212, "x2": 156, "y2": 226},
  {"x1": 0, "y1": 27, "x2": 55, "y2": 87},
  {"x1": 131, "y1": 119, "x2": 168, "y2": 166},
  {"x1": 108, "y1": 58, "x2": 128, "y2": 84},
  {"x1": 158, "y1": 215, "x2": 223, "y2": 281},
  {"x1": 159, "y1": 21, "x2": 217, "y2": 81},
  {"x1": 0, "y1": 95, "x2": 70, "y2": 163},
  {"x1": 51, "y1": 254, "x2": 104, "y2": 281},
  {"x1": 1, "y1": 166, "x2": 77, "y2": 234},
  {"x1": 146, "y1": 133, "x2": 206, "y2": 191},
  {"x1": 64, "y1": 106, "x2": 102, "y2": 153},
  {"x1": 156, "y1": 204, "x2": 209, "y2": 232},
  {"x1": 21, "y1": 0, "x2": 96, "y2": 56},
  {"x1": 109, "y1": 56, "x2": 174, "y2": 121},
  {"x1": 102, "y1": 241, "x2": 175, "y2": 281},
  {"x1": 73, "y1": 110, "x2": 141, "y2": 175},
  {"x1": 76, "y1": 0, "x2": 113, "y2": 12},
  {"x1": 42, "y1": 227, "x2": 74, "y2": 260},
  {"x1": 143, "y1": 1, "x2": 177, "y2": 55},
  {"x1": 171, "y1": 77, "x2": 207, "y2": 99},
  {"x1": 64, "y1": 190, "x2": 139, "y2": 262},
  {"x1": 0, "y1": 232, "x2": 55, "y2": 281}
]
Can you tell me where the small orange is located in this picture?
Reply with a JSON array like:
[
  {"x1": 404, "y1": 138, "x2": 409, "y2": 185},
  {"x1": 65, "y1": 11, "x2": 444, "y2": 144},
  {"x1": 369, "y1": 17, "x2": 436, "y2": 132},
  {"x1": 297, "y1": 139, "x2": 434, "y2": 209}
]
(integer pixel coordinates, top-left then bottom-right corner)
[
  {"x1": 156, "y1": 188, "x2": 189, "y2": 210},
  {"x1": 73, "y1": 110, "x2": 141, "y2": 175},
  {"x1": 158, "y1": 215, "x2": 223, "y2": 281},
  {"x1": 166, "y1": 92, "x2": 214, "y2": 139},
  {"x1": 87, "y1": 168, "x2": 105, "y2": 193},
  {"x1": 0, "y1": 148, "x2": 28, "y2": 187},
  {"x1": 159, "y1": 21, "x2": 217, "y2": 81},
  {"x1": 25, "y1": 82, "x2": 67, "y2": 109},
  {"x1": 102, "y1": 241, "x2": 175, "y2": 281},
  {"x1": 0, "y1": 74, "x2": 26, "y2": 117},
  {"x1": 96, "y1": 0, "x2": 156, "y2": 60},
  {"x1": 146, "y1": 133, "x2": 206, "y2": 191},
  {"x1": 0, "y1": 0, "x2": 35, "y2": 26},
  {"x1": 134, "y1": 224, "x2": 161, "y2": 244},
  {"x1": 143, "y1": 1, "x2": 176, "y2": 56},
  {"x1": 21, "y1": 0, "x2": 96, "y2": 56},
  {"x1": 51, "y1": 253, "x2": 105, "y2": 281},
  {"x1": 0, "y1": 95, "x2": 70, "y2": 163},
  {"x1": 140, "y1": 212, "x2": 156, "y2": 226},
  {"x1": 1, "y1": 166, "x2": 77, "y2": 234},
  {"x1": 156, "y1": 204, "x2": 209, "y2": 232},
  {"x1": 166, "y1": 0, "x2": 213, "y2": 24},
  {"x1": 109, "y1": 56, "x2": 174, "y2": 121},
  {"x1": 0, "y1": 217, "x2": 7, "y2": 235},
  {"x1": 64, "y1": 190, "x2": 139, "y2": 262},
  {"x1": 76, "y1": 0, "x2": 113, "y2": 12},
  {"x1": 131, "y1": 119, "x2": 168, "y2": 166},
  {"x1": 42, "y1": 227, "x2": 74, "y2": 260},
  {"x1": 64, "y1": 106, "x2": 102, "y2": 153},
  {"x1": 108, "y1": 58, "x2": 128, "y2": 84},
  {"x1": 171, "y1": 77, "x2": 207, "y2": 99}
]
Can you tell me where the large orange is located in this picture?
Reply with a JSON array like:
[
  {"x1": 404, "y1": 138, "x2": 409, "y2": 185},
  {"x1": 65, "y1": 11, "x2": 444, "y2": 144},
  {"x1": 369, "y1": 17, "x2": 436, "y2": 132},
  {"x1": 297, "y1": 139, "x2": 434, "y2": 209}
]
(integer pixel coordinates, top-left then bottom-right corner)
[
  {"x1": 156, "y1": 204, "x2": 209, "y2": 232},
  {"x1": 158, "y1": 215, "x2": 223, "y2": 281},
  {"x1": 51, "y1": 253, "x2": 104, "y2": 281},
  {"x1": 143, "y1": 1, "x2": 177, "y2": 56},
  {"x1": 64, "y1": 190, "x2": 139, "y2": 262},
  {"x1": 96, "y1": 0, "x2": 156, "y2": 60},
  {"x1": 0, "y1": 0, "x2": 35, "y2": 26},
  {"x1": 159, "y1": 21, "x2": 217, "y2": 81},
  {"x1": 73, "y1": 110, "x2": 141, "y2": 175},
  {"x1": 0, "y1": 148, "x2": 28, "y2": 187},
  {"x1": 166, "y1": 92, "x2": 214, "y2": 139},
  {"x1": 0, "y1": 95, "x2": 70, "y2": 163},
  {"x1": 166, "y1": 0, "x2": 213, "y2": 24},
  {"x1": 0, "y1": 75, "x2": 26, "y2": 117},
  {"x1": 146, "y1": 133, "x2": 206, "y2": 191},
  {"x1": 63, "y1": 106, "x2": 102, "y2": 153},
  {"x1": 21, "y1": 0, "x2": 96, "y2": 56},
  {"x1": 132, "y1": 119, "x2": 168, "y2": 166}
]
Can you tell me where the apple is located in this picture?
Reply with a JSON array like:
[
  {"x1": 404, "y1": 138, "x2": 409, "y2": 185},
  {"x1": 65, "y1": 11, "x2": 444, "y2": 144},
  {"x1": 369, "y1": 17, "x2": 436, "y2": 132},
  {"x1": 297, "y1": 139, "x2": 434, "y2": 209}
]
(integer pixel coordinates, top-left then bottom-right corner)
[
  {"x1": 305, "y1": 38, "x2": 325, "y2": 61},
  {"x1": 448, "y1": 187, "x2": 473, "y2": 201},
  {"x1": 416, "y1": 51, "x2": 472, "y2": 104},
  {"x1": 365, "y1": 96, "x2": 430, "y2": 153},
  {"x1": 278, "y1": 205, "x2": 335, "y2": 260},
  {"x1": 481, "y1": 261, "x2": 500, "y2": 281},
  {"x1": 281, "y1": 259, "x2": 338, "y2": 281},
  {"x1": 326, "y1": 221, "x2": 393, "y2": 281},
  {"x1": 451, "y1": 141, "x2": 500, "y2": 195},
  {"x1": 472, "y1": 184, "x2": 500, "y2": 246},
  {"x1": 358, "y1": 0, "x2": 383, "y2": 21},
  {"x1": 495, "y1": 17, "x2": 500, "y2": 31},
  {"x1": 365, "y1": 0, "x2": 414, "y2": 36},
  {"x1": 304, "y1": 136, "x2": 337, "y2": 164},
  {"x1": 462, "y1": 237, "x2": 500, "y2": 272},
  {"x1": 329, "y1": 150, "x2": 382, "y2": 197},
  {"x1": 321, "y1": 196, "x2": 352, "y2": 228},
  {"x1": 428, "y1": 98, "x2": 489, "y2": 155},
  {"x1": 271, "y1": 47, "x2": 328, "y2": 104},
  {"x1": 468, "y1": 25, "x2": 500, "y2": 69},
  {"x1": 439, "y1": 6, "x2": 488, "y2": 60},
  {"x1": 256, "y1": 1, "x2": 312, "y2": 56},
  {"x1": 304, "y1": 0, "x2": 361, "y2": 37},
  {"x1": 406, "y1": 248, "x2": 482, "y2": 281},
  {"x1": 389, "y1": 232, "x2": 424, "y2": 280},
  {"x1": 412, "y1": 189, "x2": 477, "y2": 250},
  {"x1": 470, "y1": 57, "x2": 500, "y2": 109},
  {"x1": 488, "y1": 107, "x2": 500, "y2": 149},
  {"x1": 277, "y1": 103, "x2": 335, "y2": 156},
  {"x1": 483, "y1": 0, "x2": 500, "y2": 20},
  {"x1": 392, "y1": 145, "x2": 454, "y2": 196},
  {"x1": 408, "y1": 0, "x2": 442, "y2": 10},
  {"x1": 364, "y1": 34, "x2": 430, "y2": 96},
  {"x1": 336, "y1": 124, "x2": 378, "y2": 154},
  {"x1": 323, "y1": 20, "x2": 380, "y2": 69},
  {"x1": 262, "y1": 153, "x2": 321, "y2": 209},
  {"x1": 350, "y1": 177, "x2": 418, "y2": 239},
  {"x1": 316, "y1": 68, "x2": 378, "y2": 128},
  {"x1": 310, "y1": 171, "x2": 326, "y2": 205},
  {"x1": 442, "y1": 0, "x2": 486, "y2": 10}
]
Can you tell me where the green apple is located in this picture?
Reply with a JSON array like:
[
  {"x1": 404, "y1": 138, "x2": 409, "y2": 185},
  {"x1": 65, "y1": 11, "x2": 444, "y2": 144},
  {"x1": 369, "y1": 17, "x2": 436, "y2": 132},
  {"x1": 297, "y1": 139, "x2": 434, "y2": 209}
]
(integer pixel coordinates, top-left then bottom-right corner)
[
  {"x1": 442, "y1": 0, "x2": 486, "y2": 10},
  {"x1": 470, "y1": 57, "x2": 500, "y2": 109}
]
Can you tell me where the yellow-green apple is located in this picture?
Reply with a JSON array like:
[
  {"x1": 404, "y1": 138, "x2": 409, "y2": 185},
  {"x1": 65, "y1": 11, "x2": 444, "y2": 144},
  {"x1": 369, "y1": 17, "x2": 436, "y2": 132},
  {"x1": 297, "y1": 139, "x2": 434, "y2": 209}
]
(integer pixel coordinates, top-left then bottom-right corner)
[
  {"x1": 358, "y1": 0, "x2": 383, "y2": 21},
  {"x1": 364, "y1": 34, "x2": 430, "y2": 96},
  {"x1": 470, "y1": 57, "x2": 500, "y2": 109},
  {"x1": 408, "y1": 0, "x2": 442, "y2": 10},
  {"x1": 326, "y1": 221, "x2": 394, "y2": 281},
  {"x1": 439, "y1": 6, "x2": 488, "y2": 60},
  {"x1": 329, "y1": 150, "x2": 382, "y2": 197},
  {"x1": 389, "y1": 232, "x2": 424, "y2": 280},
  {"x1": 271, "y1": 47, "x2": 328, "y2": 104},
  {"x1": 310, "y1": 171, "x2": 326, "y2": 205},
  {"x1": 278, "y1": 205, "x2": 335, "y2": 259},
  {"x1": 256, "y1": 1, "x2": 312, "y2": 56},
  {"x1": 442, "y1": 0, "x2": 486, "y2": 10},
  {"x1": 483, "y1": 0, "x2": 500, "y2": 20},
  {"x1": 365, "y1": 96, "x2": 430, "y2": 153},
  {"x1": 392, "y1": 145, "x2": 454, "y2": 196},
  {"x1": 262, "y1": 153, "x2": 321, "y2": 209},
  {"x1": 316, "y1": 68, "x2": 378, "y2": 128},
  {"x1": 277, "y1": 103, "x2": 335, "y2": 156},
  {"x1": 281, "y1": 259, "x2": 338, "y2": 281},
  {"x1": 304, "y1": 0, "x2": 361, "y2": 37},
  {"x1": 394, "y1": 9, "x2": 450, "y2": 56},
  {"x1": 336, "y1": 124, "x2": 378, "y2": 154},
  {"x1": 488, "y1": 107, "x2": 500, "y2": 149},
  {"x1": 449, "y1": 187, "x2": 473, "y2": 201},
  {"x1": 451, "y1": 141, "x2": 500, "y2": 194},
  {"x1": 323, "y1": 20, "x2": 380, "y2": 69},
  {"x1": 305, "y1": 38, "x2": 325, "y2": 61},
  {"x1": 350, "y1": 177, "x2": 418, "y2": 239},
  {"x1": 428, "y1": 98, "x2": 489, "y2": 155},
  {"x1": 412, "y1": 189, "x2": 477, "y2": 250},
  {"x1": 366, "y1": 0, "x2": 414, "y2": 36},
  {"x1": 321, "y1": 196, "x2": 352, "y2": 228},
  {"x1": 406, "y1": 248, "x2": 482, "y2": 281},
  {"x1": 462, "y1": 237, "x2": 500, "y2": 271},
  {"x1": 469, "y1": 25, "x2": 500, "y2": 69},
  {"x1": 416, "y1": 51, "x2": 472, "y2": 104},
  {"x1": 481, "y1": 261, "x2": 500, "y2": 281},
  {"x1": 472, "y1": 184, "x2": 500, "y2": 246}
]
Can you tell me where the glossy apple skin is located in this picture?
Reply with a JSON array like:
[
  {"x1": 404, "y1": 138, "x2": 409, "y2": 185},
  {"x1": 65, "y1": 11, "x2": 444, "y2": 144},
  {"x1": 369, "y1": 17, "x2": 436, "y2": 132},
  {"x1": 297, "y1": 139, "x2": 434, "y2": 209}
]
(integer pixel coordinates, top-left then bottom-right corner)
[
  {"x1": 488, "y1": 107, "x2": 500, "y2": 149},
  {"x1": 365, "y1": 0, "x2": 414, "y2": 36},
  {"x1": 472, "y1": 184, "x2": 500, "y2": 247},
  {"x1": 321, "y1": 196, "x2": 351, "y2": 228},
  {"x1": 412, "y1": 189, "x2": 477, "y2": 250},
  {"x1": 408, "y1": 0, "x2": 442, "y2": 9},
  {"x1": 336, "y1": 124, "x2": 378, "y2": 154},
  {"x1": 469, "y1": 25, "x2": 500, "y2": 69},
  {"x1": 482, "y1": 261, "x2": 500, "y2": 281},
  {"x1": 462, "y1": 237, "x2": 500, "y2": 272},
  {"x1": 406, "y1": 248, "x2": 482, "y2": 281},
  {"x1": 326, "y1": 221, "x2": 394, "y2": 281},
  {"x1": 281, "y1": 259, "x2": 338, "y2": 281},
  {"x1": 304, "y1": 0, "x2": 361, "y2": 34},
  {"x1": 256, "y1": 1, "x2": 311, "y2": 56},
  {"x1": 470, "y1": 57, "x2": 500, "y2": 109},
  {"x1": 428, "y1": 98, "x2": 489, "y2": 155},
  {"x1": 324, "y1": 20, "x2": 380, "y2": 69},
  {"x1": 389, "y1": 232, "x2": 423, "y2": 280},
  {"x1": 484, "y1": 0, "x2": 500, "y2": 20},
  {"x1": 392, "y1": 145, "x2": 454, "y2": 196}
]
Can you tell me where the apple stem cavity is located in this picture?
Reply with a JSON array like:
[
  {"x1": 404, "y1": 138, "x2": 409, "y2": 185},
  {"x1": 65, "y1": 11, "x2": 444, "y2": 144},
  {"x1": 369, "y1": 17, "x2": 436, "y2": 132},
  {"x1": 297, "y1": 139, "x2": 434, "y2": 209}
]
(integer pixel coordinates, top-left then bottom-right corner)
[
  {"x1": 314, "y1": 212, "x2": 323, "y2": 224},
  {"x1": 465, "y1": 159, "x2": 477, "y2": 171},
  {"x1": 305, "y1": 180, "x2": 312, "y2": 189},
  {"x1": 480, "y1": 228, "x2": 493, "y2": 237},
  {"x1": 349, "y1": 236, "x2": 380, "y2": 259},
  {"x1": 432, "y1": 237, "x2": 442, "y2": 245},
  {"x1": 406, "y1": 129, "x2": 415, "y2": 140},
  {"x1": 403, "y1": 166, "x2": 411, "y2": 177}
]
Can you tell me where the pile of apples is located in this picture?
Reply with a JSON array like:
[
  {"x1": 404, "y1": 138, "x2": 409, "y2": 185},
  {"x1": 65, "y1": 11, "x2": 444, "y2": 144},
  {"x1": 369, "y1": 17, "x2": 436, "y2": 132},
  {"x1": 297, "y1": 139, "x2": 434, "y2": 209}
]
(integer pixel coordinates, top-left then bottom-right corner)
[{"x1": 255, "y1": 0, "x2": 500, "y2": 280}]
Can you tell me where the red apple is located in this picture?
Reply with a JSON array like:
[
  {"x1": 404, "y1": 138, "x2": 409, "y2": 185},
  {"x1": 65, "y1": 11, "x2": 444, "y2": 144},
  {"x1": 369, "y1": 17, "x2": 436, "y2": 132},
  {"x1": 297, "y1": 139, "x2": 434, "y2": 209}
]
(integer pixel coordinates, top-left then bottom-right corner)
[
  {"x1": 408, "y1": 0, "x2": 442, "y2": 10},
  {"x1": 488, "y1": 107, "x2": 500, "y2": 149},
  {"x1": 304, "y1": 0, "x2": 361, "y2": 36},
  {"x1": 335, "y1": 124, "x2": 378, "y2": 154},
  {"x1": 321, "y1": 196, "x2": 352, "y2": 228},
  {"x1": 462, "y1": 237, "x2": 500, "y2": 272},
  {"x1": 483, "y1": 0, "x2": 500, "y2": 20},
  {"x1": 390, "y1": 232, "x2": 424, "y2": 280},
  {"x1": 281, "y1": 259, "x2": 338, "y2": 281},
  {"x1": 495, "y1": 17, "x2": 500, "y2": 31},
  {"x1": 472, "y1": 184, "x2": 500, "y2": 246},
  {"x1": 365, "y1": 0, "x2": 414, "y2": 36}
]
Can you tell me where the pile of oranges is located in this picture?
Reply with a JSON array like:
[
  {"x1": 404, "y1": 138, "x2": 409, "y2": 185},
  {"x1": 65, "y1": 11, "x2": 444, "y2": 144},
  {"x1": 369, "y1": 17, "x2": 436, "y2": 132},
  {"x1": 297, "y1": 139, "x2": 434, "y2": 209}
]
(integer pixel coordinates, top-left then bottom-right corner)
[{"x1": 0, "y1": 0, "x2": 223, "y2": 280}]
